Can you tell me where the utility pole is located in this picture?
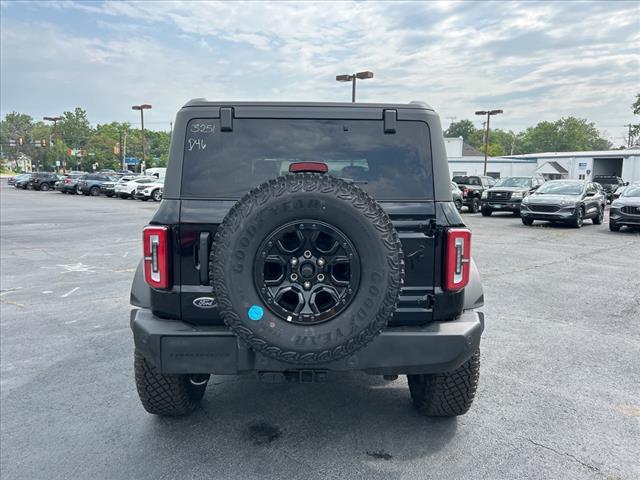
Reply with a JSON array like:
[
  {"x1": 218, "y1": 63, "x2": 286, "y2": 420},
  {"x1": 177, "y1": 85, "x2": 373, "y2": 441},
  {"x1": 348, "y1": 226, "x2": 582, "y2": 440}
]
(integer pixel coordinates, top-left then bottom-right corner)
[
  {"x1": 43, "y1": 115, "x2": 63, "y2": 172},
  {"x1": 336, "y1": 71, "x2": 374, "y2": 102},
  {"x1": 132, "y1": 104, "x2": 152, "y2": 173},
  {"x1": 475, "y1": 109, "x2": 503, "y2": 175},
  {"x1": 119, "y1": 130, "x2": 128, "y2": 171}
]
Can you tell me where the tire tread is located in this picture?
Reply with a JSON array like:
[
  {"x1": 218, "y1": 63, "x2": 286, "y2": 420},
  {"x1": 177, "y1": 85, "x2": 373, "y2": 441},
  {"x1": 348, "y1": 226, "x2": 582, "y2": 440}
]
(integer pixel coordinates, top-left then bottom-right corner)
[
  {"x1": 134, "y1": 351, "x2": 206, "y2": 416},
  {"x1": 408, "y1": 349, "x2": 480, "y2": 417}
]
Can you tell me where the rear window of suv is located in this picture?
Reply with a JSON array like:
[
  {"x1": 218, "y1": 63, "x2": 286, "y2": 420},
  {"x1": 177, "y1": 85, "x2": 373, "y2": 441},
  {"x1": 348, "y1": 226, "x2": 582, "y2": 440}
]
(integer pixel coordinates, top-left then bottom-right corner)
[
  {"x1": 181, "y1": 118, "x2": 433, "y2": 200},
  {"x1": 594, "y1": 177, "x2": 620, "y2": 184},
  {"x1": 452, "y1": 176, "x2": 481, "y2": 186}
]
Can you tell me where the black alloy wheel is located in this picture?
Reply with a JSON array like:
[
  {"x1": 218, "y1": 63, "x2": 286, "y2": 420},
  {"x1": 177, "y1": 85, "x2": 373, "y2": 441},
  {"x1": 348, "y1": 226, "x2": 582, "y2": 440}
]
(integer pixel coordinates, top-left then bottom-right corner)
[
  {"x1": 254, "y1": 220, "x2": 360, "y2": 326},
  {"x1": 593, "y1": 205, "x2": 604, "y2": 225},
  {"x1": 572, "y1": 207, "x2": 584, "y2": 228}
]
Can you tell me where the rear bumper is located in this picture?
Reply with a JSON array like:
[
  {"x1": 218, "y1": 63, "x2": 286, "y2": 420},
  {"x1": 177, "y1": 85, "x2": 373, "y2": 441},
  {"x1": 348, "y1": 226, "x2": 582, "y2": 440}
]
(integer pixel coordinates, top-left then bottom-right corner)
[{"x1": 131, "y1": 308, "x2": 484, "y2": 375}]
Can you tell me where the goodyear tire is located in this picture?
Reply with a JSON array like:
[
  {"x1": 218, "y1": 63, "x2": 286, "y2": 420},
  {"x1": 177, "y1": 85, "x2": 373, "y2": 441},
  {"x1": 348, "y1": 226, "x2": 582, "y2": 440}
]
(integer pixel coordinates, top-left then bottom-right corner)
[
  {"x1": 408, "y1": 349, "x2": 480, "y2": 417},
  {"x1": 134, "y1": 351, "x2": 208, "y2": 416},
  {"x1": 211, "y1": 174, "x2": 404, "y2": 365}
]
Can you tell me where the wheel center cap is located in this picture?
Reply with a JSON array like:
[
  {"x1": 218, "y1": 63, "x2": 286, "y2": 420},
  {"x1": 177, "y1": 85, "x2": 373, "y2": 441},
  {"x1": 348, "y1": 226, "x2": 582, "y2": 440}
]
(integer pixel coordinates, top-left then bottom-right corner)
[{"x1": 300, "y1": 262, "x2": 315, "y2": 279}]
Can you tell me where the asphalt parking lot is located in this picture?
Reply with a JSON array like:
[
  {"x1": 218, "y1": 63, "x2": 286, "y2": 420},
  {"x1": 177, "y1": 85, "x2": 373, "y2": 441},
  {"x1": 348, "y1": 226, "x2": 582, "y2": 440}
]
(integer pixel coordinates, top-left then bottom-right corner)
[{"x1": 1, "y1": 182, "x2": 639, "y2": 480}]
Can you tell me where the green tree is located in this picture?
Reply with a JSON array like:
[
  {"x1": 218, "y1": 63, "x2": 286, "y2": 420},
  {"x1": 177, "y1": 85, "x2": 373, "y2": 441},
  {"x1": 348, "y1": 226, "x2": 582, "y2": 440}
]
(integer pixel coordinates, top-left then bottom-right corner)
[
  {"x1": 145, "y1": 130, "x2": 171, "y2": 167},
  {"x1": 58, "y1": 108, "x2": 93, "y2": 149},
  {"x1": 519, "y1": 117, "x2": 610, "y2": 153},
  {"x1": 0, "y1": 112, "x2": 34, "y2": 143},
  {"x1": 0, "y1": 112, "x2": 35, "y2": 161},
  {"x1": 630, "y1": 93, "x2": 640, "y2": 146},
  {"x1": 444, "y1": 120, "x2": 479, "y2": 144},
  {"x1": 488, "y1": 128, "x2": 520, "y2": 155},
  {"x1": 478, "y1": 143, "x2": 506, "y2": 157}
]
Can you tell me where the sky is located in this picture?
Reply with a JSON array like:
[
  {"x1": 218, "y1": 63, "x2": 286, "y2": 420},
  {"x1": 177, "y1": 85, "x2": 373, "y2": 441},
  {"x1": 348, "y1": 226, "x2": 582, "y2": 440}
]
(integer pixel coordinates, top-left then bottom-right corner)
[{"x1": 1, "y1": 0, "x2": 639, "y2": 145}]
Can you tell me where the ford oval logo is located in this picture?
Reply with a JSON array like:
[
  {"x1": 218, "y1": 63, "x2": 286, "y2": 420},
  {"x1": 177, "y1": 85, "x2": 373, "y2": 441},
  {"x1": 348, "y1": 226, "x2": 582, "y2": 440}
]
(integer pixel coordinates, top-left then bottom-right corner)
[{"x1": 193, "y1": 297, "x2": 216, "y2": 309}]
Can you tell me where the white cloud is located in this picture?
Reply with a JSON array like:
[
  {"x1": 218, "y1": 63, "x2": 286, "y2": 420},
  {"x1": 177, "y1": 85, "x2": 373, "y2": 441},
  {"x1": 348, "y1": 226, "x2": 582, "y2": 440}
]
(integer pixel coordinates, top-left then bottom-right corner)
[{"x1": 1, "y1": 0, "x2": 638, "y2": 144}]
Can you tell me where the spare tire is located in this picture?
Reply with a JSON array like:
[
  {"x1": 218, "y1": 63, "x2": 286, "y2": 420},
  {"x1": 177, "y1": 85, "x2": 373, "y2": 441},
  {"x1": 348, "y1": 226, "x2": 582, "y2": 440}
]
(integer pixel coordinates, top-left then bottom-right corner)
[{"x1": 210, "y1": 173, "x2": 404, "y2": 364}]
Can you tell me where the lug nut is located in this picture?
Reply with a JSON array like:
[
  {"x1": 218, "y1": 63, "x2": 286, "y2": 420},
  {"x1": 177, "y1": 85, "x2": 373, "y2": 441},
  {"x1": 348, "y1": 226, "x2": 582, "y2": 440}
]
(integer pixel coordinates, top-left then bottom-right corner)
[
  {"x1": 290, "y1": 257, "x2": 298, "y2": 266},
  {"x1": 317, "y1": 258, "x2": 325, "y2": 267},
  {"x1": 303, "y1": 281, "x2": 311, "y2": 289},
  {"x1": 303, "y1": 250, "x2": 312, "y2": 259},
  {"x1": 291, "y1": 273, "x2": 298, "y2": 281},
  {"x1": 317, "y1": 274, "x2": 325, "y2": 282}
]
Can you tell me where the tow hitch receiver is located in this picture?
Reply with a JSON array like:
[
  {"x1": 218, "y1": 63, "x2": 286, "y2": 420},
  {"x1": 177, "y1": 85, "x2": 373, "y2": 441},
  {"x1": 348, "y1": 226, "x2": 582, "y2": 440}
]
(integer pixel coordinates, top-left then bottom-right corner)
[{"x1": 258, "y1": 370, "x2": 329, "y2": 384}]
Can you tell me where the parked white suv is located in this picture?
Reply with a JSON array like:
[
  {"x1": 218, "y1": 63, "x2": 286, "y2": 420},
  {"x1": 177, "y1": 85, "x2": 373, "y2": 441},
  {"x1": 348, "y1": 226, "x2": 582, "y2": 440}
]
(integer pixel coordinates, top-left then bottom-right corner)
[
  {"x1": 114, "y1": 177, "x2": 157, "y2": 199},
  {"x1": 134, "y1": 178, "x2": 164, "y2": 202}
]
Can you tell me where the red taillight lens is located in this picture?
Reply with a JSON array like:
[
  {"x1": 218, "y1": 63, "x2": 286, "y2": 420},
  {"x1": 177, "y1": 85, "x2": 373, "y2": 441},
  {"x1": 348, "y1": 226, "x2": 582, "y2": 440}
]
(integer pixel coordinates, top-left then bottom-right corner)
[
  {"x1": 444, "y1": 228, "x2": 471, "y2": 292},
  {"x1": 289, "y1": 162, "x2": 328, "y2": 173},
  {"x1": 143, "y1": 226, "x2": 170, "y2": 289},
  {"x1": 462, "y1": 187, "x2": 469, "y2": 198}
]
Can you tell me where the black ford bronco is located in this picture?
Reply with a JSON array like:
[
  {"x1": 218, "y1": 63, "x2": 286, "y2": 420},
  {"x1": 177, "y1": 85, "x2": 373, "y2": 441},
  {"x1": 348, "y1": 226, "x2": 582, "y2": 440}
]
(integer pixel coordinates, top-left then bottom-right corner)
[{"x1": 130, "y1": 100, "x2": 485, "y2": 417}]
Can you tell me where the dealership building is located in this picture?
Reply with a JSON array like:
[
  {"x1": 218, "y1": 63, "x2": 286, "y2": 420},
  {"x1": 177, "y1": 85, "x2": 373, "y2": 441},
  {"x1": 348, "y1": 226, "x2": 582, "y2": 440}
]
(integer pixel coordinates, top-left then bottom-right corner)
[{"x1": 445, "y1": 137, "x2": 640, "y2": 183}]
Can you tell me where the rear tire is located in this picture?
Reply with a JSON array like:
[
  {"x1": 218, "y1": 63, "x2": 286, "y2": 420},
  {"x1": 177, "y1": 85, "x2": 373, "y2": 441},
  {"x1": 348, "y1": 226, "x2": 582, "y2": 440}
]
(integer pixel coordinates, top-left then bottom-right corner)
[
  {"x1": 408, "y1": 349, "x2": 480, "y2": 417},
  {"x1": 134, "y1": 351, "x2": 208, "y2": 416},
  {"x1": 480, "y1": 206, "x2": 492, "y2": 217},
  {"x1": 454, "y1": 199, "x2": 462, "y2": 212},
  {"x1": 40, "y1": 183, "x2": 50, "y2": 191},
  {"x1": 468, "y1": 197, "x2": 480, "y2": 213},
  {"x1": 522, "y1": 217, "x2": 534, "y2": 226}
]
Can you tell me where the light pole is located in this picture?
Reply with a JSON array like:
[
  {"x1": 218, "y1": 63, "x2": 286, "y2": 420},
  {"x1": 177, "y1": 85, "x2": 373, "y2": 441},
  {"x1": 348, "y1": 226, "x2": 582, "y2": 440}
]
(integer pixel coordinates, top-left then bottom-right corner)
[
  {"x1": 475, "y1": 109, "x2": 503, "y2": 175},
  {"x1": 336, "y1": 71, "x2": 374, "y2": 102},
  {"x1": 132, "y1": 104, "x2": 152, "y2": 173},
  {"x1": 43, "y1": 116, "x2": 63, "y2": 172}
]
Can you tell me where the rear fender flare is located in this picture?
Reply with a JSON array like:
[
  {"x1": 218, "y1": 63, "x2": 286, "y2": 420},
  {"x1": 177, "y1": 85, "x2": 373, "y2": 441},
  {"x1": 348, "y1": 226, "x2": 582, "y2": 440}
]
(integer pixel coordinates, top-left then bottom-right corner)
[
  {"x1": 463, "y1": 257, "x2": 484, "y2": 310},
  {"x1": 130, "y1": 260, "x2": 151, "y2": 308}
]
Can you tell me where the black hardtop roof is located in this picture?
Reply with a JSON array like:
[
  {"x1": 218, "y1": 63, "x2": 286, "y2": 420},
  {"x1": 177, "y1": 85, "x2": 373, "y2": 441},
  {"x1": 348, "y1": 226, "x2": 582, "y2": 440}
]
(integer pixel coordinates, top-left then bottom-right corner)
[{"x1": 182, "y1": 99, "x2": 434, "y2": 111}]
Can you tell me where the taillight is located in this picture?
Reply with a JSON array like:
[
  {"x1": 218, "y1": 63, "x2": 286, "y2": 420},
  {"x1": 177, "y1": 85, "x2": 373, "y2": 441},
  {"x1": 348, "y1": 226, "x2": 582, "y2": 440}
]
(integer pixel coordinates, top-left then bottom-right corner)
[
  {"x1": 143, "y1": 226, "x2": 170, "y2": 289},
  {"x1": 444, "y1": 228, "x2": 471, "y2": 291},
  {"x1": 289, "y1": 162, "x2": 328, "y2": 173},
  {"x1": 462, "y1": 187, "x2": 469, "y2": 198}
]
